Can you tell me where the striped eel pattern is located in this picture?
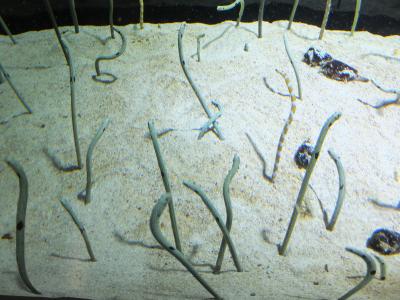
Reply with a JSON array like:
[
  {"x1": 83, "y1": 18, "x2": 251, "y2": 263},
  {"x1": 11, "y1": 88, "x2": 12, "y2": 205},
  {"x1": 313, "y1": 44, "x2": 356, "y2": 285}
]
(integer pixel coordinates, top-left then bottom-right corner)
[{"x1": 268, "y1": 69, "x2": 298, "y2": 183}]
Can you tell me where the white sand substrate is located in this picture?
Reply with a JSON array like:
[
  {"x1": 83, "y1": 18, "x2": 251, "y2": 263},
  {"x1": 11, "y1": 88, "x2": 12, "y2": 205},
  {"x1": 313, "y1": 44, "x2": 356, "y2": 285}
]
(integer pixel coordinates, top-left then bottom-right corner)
[{"x1": 0, "y1": 21, "x2": 399, "y2": 299}]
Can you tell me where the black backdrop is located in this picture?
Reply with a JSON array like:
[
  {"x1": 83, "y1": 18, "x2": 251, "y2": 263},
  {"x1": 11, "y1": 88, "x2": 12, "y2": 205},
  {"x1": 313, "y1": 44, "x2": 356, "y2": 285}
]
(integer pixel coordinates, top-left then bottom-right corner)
[{"x1": 0, "y1": 0, "x2": 399, "y2": 36}]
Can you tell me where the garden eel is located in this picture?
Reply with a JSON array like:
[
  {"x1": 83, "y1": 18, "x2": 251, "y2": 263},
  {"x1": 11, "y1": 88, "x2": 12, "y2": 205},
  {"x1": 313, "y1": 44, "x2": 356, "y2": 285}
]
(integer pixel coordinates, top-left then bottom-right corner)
[{"x1": 268, "y1": 69, "x2": 297, "y2": 183}]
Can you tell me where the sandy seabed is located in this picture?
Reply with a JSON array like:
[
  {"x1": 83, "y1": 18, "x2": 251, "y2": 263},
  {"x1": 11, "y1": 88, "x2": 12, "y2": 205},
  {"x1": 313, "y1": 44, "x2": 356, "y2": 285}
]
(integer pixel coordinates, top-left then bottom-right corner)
[{"x1": 0, "y1": 21, "x2": 399, "y2": 299}]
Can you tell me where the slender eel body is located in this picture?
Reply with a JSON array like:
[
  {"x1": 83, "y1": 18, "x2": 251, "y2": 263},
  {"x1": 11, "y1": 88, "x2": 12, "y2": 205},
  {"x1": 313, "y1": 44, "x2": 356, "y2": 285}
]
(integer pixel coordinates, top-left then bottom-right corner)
[
  {"x1": 84, "y1": 118, "x2": 110, "y2": 204},
  {"x1": 44, "y1": 0, "x2": 82, "y2": 169},
  {"x1": 278, "y1": 112, "x2": 341, "y2": 255},
  {"x1": 258, "y1": 0, "x2": 266, "y2": 38},
  {"x1": 268, "y1": 70, "x2": 297, "y2": 183},
  {"x1": 217, "y1": 0, "x2": 244, "y2": 27},
  {"x1": 0, "y1": 15, "x2": 16, "y2": 44},
  {"x1": 148, "y1": 121, "x2": 182, "y2": 252},
  {"x1": 351, "y1": 0, "x2": 362, "y2": 35},
  {"x1": 214, "y1": 155, "x2": 240, "y2": 273},
  {"x1": 139, "y1": 0, "x2": 144, "y2": 29},
  {"x1": 109, "y1": 0, "x2": 114, "y2": 38},
  {"x1": 68, "y1": 0, "x2": 79, "y2": 33},
  {"x1": 0, "y1": 63, "x2": 32, "y2": 114},
  {"x1": 92, "y1": 27, "x2": 126, "y2": 84},
  {"x1": 178, "y1": 23, "x2": 224, "y2": 140},
  {"x1": 183, "y1": 181, "x2": 243, "y2": 272},
  {"x1": 288, "y1": 0, "x2": 299, "y2": 30},
  {"x1": 7, "y1": 160, "x2": 40, "y2": 295},
  {"x1": 319, "y1": 0, "x2": 332, "y2": 40},
  {"x1": 323, "y1": 149, "x2": 345, "y2": 231},
  {"x1": 60, "y1": 198, "x2": 96, "y2": 261},
  {"x1": 339, "y1": 247, "x2": 376, "y2": 300},
  {"x1": 150, "y1": 194, "x2": 222, "y2": 299}
]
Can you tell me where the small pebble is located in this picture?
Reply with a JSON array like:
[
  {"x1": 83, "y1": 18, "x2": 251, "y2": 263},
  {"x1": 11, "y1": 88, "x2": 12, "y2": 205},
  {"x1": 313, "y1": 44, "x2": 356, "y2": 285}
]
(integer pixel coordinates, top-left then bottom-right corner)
[
  {"x1": 250, "y1": 292, "x2": 256, "y2": 296},
  {"x1": 1, "y1": 233, "x2": 13, "y2": 240},
  {"x1": 244, "y1": 43, "x2": 249, "y2": 52},
  {"x1": 394, "y1": 170, "x2": 400, "y2": 183}
]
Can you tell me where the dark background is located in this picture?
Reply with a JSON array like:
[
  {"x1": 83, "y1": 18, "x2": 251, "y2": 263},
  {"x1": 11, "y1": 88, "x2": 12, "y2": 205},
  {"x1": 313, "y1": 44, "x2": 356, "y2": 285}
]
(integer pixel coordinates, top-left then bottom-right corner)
[{"x1": 0, "y1": 0, "x2": 399, "y2": 36}]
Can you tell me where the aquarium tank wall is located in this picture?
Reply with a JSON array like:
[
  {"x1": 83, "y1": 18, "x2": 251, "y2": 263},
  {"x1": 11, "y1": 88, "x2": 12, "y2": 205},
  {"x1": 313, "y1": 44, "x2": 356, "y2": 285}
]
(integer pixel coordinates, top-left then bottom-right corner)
[{"x1": 0, "y1": 0, "x2": 399, "y2": 299}]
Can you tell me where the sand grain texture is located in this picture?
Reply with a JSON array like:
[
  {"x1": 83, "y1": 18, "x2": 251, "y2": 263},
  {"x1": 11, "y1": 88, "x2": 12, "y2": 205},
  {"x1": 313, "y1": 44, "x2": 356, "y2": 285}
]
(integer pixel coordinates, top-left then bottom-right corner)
[{"x1": 0, "y1": 21, "x2": 399, "y2": 299}]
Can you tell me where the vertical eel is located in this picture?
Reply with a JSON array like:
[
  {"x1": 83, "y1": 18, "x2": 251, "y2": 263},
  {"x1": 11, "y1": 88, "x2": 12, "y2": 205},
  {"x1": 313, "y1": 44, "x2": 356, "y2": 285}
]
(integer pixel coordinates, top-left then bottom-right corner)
[
  {"x1": 267, "y1": 70, "x2": 297, "y2": 183},
  {"x1": 351, "y1": 0, "x2": 362, "y2": 36},
  {"x1": 139, "y1": 0, "x2": 144, "y2": 29},
  {"x1": 0, "y1": 63, "x2": 32, "y2": 114},
  {"x1": 150, "y1": 193, "x2": 222, "y2": 299},
  {"x1": 178, "y1": 23, "x2": 224, "y2": 140},
  {"x1": 44, "y1": 0, "x2": 82, "y2": 169},
  {"x1": 217, "y1": 0, "x2": 245, "y2": 27},
  {"x1": 60, "y1": 198, "x2": 96, "y2": 261},
  {"x1": 338, "y1": 247, "x2": 376, "y2": 300},
  {"x1": 196, "y1": 34, "x2": 205, "y2": 62},
  {"x1": 214, "y1": 155, "x2": 240, "y2": 273},
  {"x1": 43, "y1": 0, "x2": 69, "y2": 61},
  {"x1": 258, "y1": 0, "x2": 266, "y2": 38},
  {"x1": 6, "y1": 159, "x2": 41, "y2": 295},
  {"x1": 68, "y1": 0, "x2": 79, "y2": 33},
  {"x1": 148, "y1": 121, "x2": 182, "y2": 252},
  {"x1": 283, "y1": 33, "x2": 302, "y2": 100},
  {"x1": 287, "y1": 0, "x2": 299, "y2": 30},
  {"x1": 183, "y1": 181, "x2": 243, "y2": 272},
  {"x1": 372, "y1": 255, "x2": 386, "y2": 281},
  {"x1": 0, "y1": 15, "x2": 16, "y2": 44},
  {"x1": 84, "y1": 118, "x2": 110, "y2": 205},
  {"x1": 109, "y1": 0, "x2": 115, "y2": 38},
  {"x1": 278, "y1": 112, "x2": 341, "y2": 256},
  {"x1": 319, "y1": 0, "x2": 331, "y2": 40},
  {"x1": 322, "y1": 149, "x2": 345, "y2": 231}
]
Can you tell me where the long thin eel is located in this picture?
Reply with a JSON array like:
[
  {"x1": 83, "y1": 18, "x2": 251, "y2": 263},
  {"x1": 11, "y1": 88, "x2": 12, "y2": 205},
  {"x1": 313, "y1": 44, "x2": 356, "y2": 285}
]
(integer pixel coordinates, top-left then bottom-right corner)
[
  {"x1": 139, "y1": 0, "x2": 144, "y2": 29},
  {"x1": 178, "y1": 23, "x2": 224, "y2": 140},
  {"x1": 284, "y1": 33, "x2": 302, "y2": 100},
  {"x1": 43, "y1": 0, "x2": 69, "y2": 61},
  {"x1": 258, "y1": 0, "x2": 266, "y2": 38},
  {"x1": 6, "y1": 159, "x2": 41, "y2": 294},
  {"x1": 0, "y1": 63, "x2": 32, "y2": 114},
  {"x1": 267, "y1": 69, "x2": 298, "y2": 183},
  {"x1": 322, "y1": 149, "x2": 345, "y2": 231},
  {"x1": 84, "y1": 118, "x2": 110, "y2": 204},
  {"x1": 150, "y1": 193, "x2": 222, "y2": 299},
  {"x1": 148, "y1": 121, "x2": 182, "y2": 252},
  {"x1": 278, "y1": 112, "x2": 341, "y2": 256},
  {"x1": 0, "y1": 15, "x2": 16, "y2": 44},
  {"x1": 195, "y1": 33, "x2": 205, "y2": 62},
  {"x1": 217, "y1": 0, "x2": 244, "y2": 27},
  {"x1": 214, "y1": 154, "x2": 240, "y2": 273},
  {"x1": 109, "y1": 0, "x2": 114, "y2": 38},
  {"x1": 351, "y1": 0, "x2": 362, "y2": 35},
  {"x1": 319, "y1": 0, "x2": 332, "y2": 40},
  {"x1": 68, "y1": 0, "x2": 79, "y2": 33},
  {"x1": 60, "y1": 198, "x2": 96, "y2": 261},
  {"x1": 183, "y1": 181, "x2": 243, "y2": 272},
  {"x1": 287, "y1": 0, "x2": 299, "y2": 30},
  {"x1": 44, "y1": 0, "x2": 82, "y2": 169},
  {"x1": 338, "y1": 247, "x2": 376, "y2": 300},
  {"x1": 372, "y1": 254, "x2": 386, "y2": 281},
  {"x1": 92, "y1": 26, "x2": 126, "y2": 84}
]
